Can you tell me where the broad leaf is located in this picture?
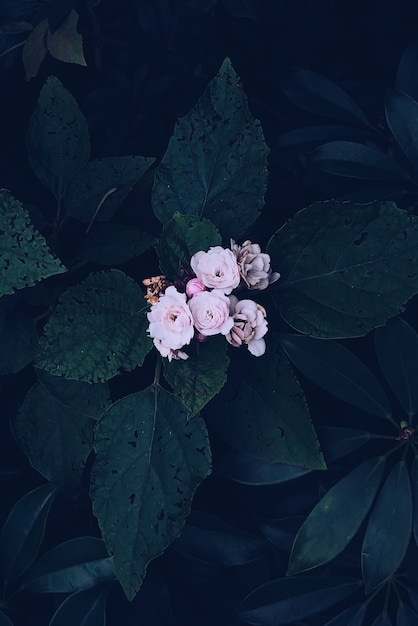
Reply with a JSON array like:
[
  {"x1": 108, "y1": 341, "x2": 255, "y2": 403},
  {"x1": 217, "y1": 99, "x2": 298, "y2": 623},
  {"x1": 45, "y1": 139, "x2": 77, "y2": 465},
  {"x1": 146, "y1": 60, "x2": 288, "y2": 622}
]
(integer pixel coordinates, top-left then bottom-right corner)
[
  {"x1": 0, "y1": 483, "x2": 57, "y2": 583},
  {"x1": 163, "y1": 335, "x2": 229, "y2": 418},
  {"x1": 46, "y1": 10, "x2": 86, "y2": 67},
  {"x1": 216, "y1": 449, "x2": 311, "y2": 486},
  {"x1": 385, "y1": 90, "x2": 418, "y2": 173},
  {"x1": 375, "y1": 317, "x2": 418, "y2": 418},
  {"x1": 0, "y1": 311, "x2": 38, "y2": 374},
  {"x1": 362, "y1": 461, "x2": 412, "y2": 593},
  {"x1": 237, "y1": 576, "x2": 361, "y2": 625},
  {"x1": 287, "y1": 456, "x2": 385, "y2": 575},
  {"x1": 27, "y1": 76, "x2": 90, "y2": 199},
  {"x1": 267, "y1": 200, "x2": 418, "y2": 338},
  {"x1": 152, "y1": 57, "x2": 269, "y2": 237},
  {"x1": 90, "y1": 386, "x2": 211, "y2": 599},
  {"x1": 211, "y1": 344, "x2": 325, "y2": 469},
  {"x1": 77, "y1": 224, "x2": 156, "y2": 266},
  {"x1": 49, "y1": 586, "x2": 109, "y2": 626},
  {"x1": 156, "y1": 213, "x2": 221, "y2": 279},
  {"x1": 279, "y1": 333, "x2": 391, "y2": 419},
  {"x1": 36, "y1": 269, "x2": 152, "y2": 382},
  {"x1": 0, "y1": 190, "x2": 66, "y2": 297}
]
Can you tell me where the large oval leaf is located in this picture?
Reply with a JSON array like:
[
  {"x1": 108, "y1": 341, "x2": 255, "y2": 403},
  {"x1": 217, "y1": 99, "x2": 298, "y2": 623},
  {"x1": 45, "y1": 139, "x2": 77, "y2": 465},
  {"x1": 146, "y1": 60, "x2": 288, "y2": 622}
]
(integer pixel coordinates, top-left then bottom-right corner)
[
  {"x1": 385, "y1": 90, "x2": 418, "y2": 173},
  {"x1": 152, "y1": 58, "x2": 269, "y2": 237},
  {"x1": 49, "y1": 586, "x2": 109, "y2": 626},
  {"x1": 90, "y1": 385, "x2": 211, "y2": 600},
  {"x1": 287, "y1": 456, "x2": 385, "y2": 575},
  {"x1": 267, "y1": 200, "x2": 418, "y2": 338},
  {"x1": 362, "y1": 461, "x2": 412, "y2": 593}
]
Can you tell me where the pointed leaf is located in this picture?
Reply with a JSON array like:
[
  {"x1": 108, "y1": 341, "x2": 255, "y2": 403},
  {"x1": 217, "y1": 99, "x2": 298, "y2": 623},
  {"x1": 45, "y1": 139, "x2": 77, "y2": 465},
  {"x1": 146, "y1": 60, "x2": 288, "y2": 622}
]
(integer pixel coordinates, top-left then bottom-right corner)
[
  {"x1": 0, "y1": 311, "x2": 38, "y2": 374},
  {"x1": 22, "y1": 18, "x2": 48, "y2": 81},
  {"x1": 385, "y1": 90, "x2": 418, "y2": 173},
  {"x1": 0, "y1": 190, "x2": 66, "y2": 297},
  {"x1": 237, "y1": 576, "x2": 361, "y2": 625},
  {"x1": 152, "y1": 57, "x2": 269, "y2": 237},
  {"x1": 267, "y1": 200, "x2": 418, "y2": 338},
  {"x1": 362, "y1": 461, "x2": 412, "y2": 593},
  {"x1": 36, "y1": 269, "x2": 152, "y2": 382},
  {"x1": 324, "y1": 605, "x2": 366, "y2": 626},
  {"x1": 279, "y1": 333, "x2": 391, "y2": 419},
  {"x1": 287, "y1": 456, "x2": 385, "y2": 575},
  {"x1": 46, "y1": 10, "x2": 86, "y2": 66},
  {"x1": 0, "y1": 483, "x2": 57, "y2": 583},
  {"x1": 90, "y1": 386, "x2": 211, "y2": 599},
  {"x1": 216, "y1": 449, "x2": 311, "y2": 485},
  {"x1": 0, "y1": 613, "x2": 13, "y2": 626},
  {"x1": 375, "y1": 317, "x2": 418, "y2": 418},
  {"x1": 397, "y1": 604, "x2": 418, "y2": 626},
  {"x1": 77, "y1": 224, "x2": 156, "y2": 266},
  {"x1": 49, "y1": 586, "x2": 109, "y2": 626}
]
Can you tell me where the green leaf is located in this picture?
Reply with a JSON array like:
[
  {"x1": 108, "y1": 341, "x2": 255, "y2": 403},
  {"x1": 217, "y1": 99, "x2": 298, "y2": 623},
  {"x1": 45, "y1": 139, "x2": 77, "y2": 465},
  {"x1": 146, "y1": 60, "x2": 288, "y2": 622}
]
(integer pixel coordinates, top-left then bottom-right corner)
[
  {"x1": 15, "y1": 377, "x2": 109, "y2": 488},
  {"x1": 90, "y1": 386, "x2": 211, "y2": 600},
  {"x1": 65, "y1": 156, "x2": 155, "y2": 223},
  {"x1": 49, "y1": 586, "x2": 109, "y2": 626},
  {"x1": 362, "y1": 461, "x2": 412, "y2": 593},
  {"x1": 0, "y1": 612, "x2": 13, "y2": 626},
  {"x1": 36, "y1": 269, "x2": 152, "y2": 382},
  {"x1": 0, "y1": 190, "x2": 66, "y2": 297},
  {"x1": 287, "y1": 456, "x2": 385, "y2": 575},
  {"x1": 156, "y1": 213, "x2": 221, "y2": 279},
  {"x1": 152, "y1": 57, "x2": 269, "y2": 237},
  {"x1": 27, "y1": 76, "x2": 90, "y2": 199},
  {"x1": 163, "y1": 335, "x2": 229, "y2": 418},
  {"x1": 385, "y1": 90, "x2": 418, "y2": 173},
  {"x1": 279, "y1": 333, "x2": 391, "y2": 419},
  {"x1": 77, "y1": 223, "x2": 156, "y2": 266},
  {"x1": 46, "y1": 10, "x2": 86, "y2": 67},
  {"x1": 0, "y1": 483, "x2": 57, "y2": 583},
  {"x1": 0, "y1": 311, "x2": 38, "y2": 374},
  {"x1": 374, "y1": 317, "x2": 418, "y2": 419},
  {"x1": 211, "y1": 343, "x2": 325, "y2": 469},
  {"x1": 267, "y1": 200, "x2": 418, "y2": 338},
  {"x1": 22, "y1": 537, "x2": 115, "y2": 593}
]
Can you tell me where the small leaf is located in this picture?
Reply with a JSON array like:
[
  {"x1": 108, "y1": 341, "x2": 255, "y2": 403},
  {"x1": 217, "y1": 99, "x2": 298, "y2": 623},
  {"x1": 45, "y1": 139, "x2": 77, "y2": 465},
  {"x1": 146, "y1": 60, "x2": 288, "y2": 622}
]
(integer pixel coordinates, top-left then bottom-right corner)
[
  {"x1": 267, "y1": 200, "x2": 418, "y2": 338},
  {"x1": 0, "y1": 311, "x2": 38, "y2": 374},
  {"x1": 375, "y1": 317, "x2": 418, "y2": 419},
  {"x1": 0, "y1": 190, "x2": 66, "y2": 297},
  {"x1": 90, "y1": 386, "x2": 211, "y2": 600},
  {"x1": 152, "y1": 57, "x2": 269, "y2": 237},
  {"x1": 49, "y1": 586, "x2": 109, "y2": 626},
  {"x1": 156, "y1": 213, "x2": 221, "y2": 279},
  {"x1": 36, "y1": 269, "x2": 152, "y2": 382},
  {"x1": 279, "y1": 333, "x2": 391, "y2": 419},
  {"x1": 385, "y1": 90, "x2": 418, "y2": 173},
  {"x1": 215, "y1": 449, "x2": 311, "y2": 486},
  {"x1": 0, "y1": 483, "x2": 57, "y2": 583},
  {"x1": 287, "y1": 456, "x2": 385, "y2": 575},
  {"x1": 237, "y1": 576, "x2": 361, "y2": 625},
  {"x1": 77, "y1": 224, "x2": 156, "y2": 266},
  {"x1": 47, "y1": 10, "x2": 86, "y2": 66},
  {"x1": 22, "y1": 18, "x2": 48, "y2": 81},
  {"x1": 0, "y1": 612, "x2": 14, "y2": 626},
  {"x1": 362, "y1": 461, "x2": 412, "y2": 593},
  {"x1": 27, "y1": 76, "x2": 90, "y2": 200},
  {"x1": 22, "y1": 537, "x2": 115, "y2": 593}
]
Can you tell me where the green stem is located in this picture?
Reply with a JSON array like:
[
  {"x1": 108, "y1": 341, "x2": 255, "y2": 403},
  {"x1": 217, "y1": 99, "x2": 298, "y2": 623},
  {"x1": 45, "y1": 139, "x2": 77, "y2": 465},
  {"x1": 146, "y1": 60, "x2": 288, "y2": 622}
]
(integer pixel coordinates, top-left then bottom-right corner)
[{"x1": 154, "y1": 355, "x2": 162, "y2": 386}]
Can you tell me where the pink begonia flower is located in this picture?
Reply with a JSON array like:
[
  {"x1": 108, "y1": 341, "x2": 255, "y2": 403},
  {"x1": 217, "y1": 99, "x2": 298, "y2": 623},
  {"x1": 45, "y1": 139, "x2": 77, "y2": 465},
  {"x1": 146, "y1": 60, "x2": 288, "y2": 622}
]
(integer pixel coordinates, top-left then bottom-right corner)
[
  {"x1": 189, "y1": 290, "x2": 234, "y2": 337},
  {"x1": 185, "y1": 278, "x2": 206, "y2": 297},
  {"x1": 190, "y1": 246, "x2": 240, "y2": 294},
  {"x1": 227, "y1": 295, "x2": 268, "y2": 356},
  {"x1": 147, "y1": 286, "x2": 194, "y2": 358},
  {"x1": 231, "y1": 239, "x2": 280, "y2": 290}
]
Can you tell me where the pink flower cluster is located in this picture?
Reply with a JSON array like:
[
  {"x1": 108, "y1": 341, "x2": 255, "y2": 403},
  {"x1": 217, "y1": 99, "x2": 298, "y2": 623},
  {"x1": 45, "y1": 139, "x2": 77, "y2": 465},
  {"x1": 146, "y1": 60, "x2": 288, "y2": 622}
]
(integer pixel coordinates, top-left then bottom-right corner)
[{"x1": 146, "y1": 242, "x2": 280, "y2": 361}]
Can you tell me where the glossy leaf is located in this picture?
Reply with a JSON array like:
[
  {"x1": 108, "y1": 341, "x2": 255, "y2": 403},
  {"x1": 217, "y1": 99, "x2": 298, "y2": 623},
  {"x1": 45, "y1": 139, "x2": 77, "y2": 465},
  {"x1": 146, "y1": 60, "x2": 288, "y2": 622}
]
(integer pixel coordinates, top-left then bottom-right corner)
[
  {"x1": 267, "y1": 200, "x2": 418, "y2": 338},
  {"x1": 386, "y1": 90, "x2": 418, "y2": 173},
  {"x1": 216, "y1": 449, "x2": 311, "y2": 485},
  {"x1": 397, "y1": 604, "x2": 418, "y2": 626},
  {"x1": 27, "y1": 76, "x2": 90, "y2": 200},
  {"x1": 287, "y1": 456, "x2": 385, "y2": 575},
  {"x1": 90, "y1": 386, "x2": 211, "y2": 600},
  {"x1": 279, "y1": 333, "x2": 391, "y2": 419},
  {"x1": 237, "y1": 576, "x2": 361, "y2": 625},
  {"x1": 23, "y1": 537, "x2": 115, "y2": 593},
  {"x1": 49, "y1": 586, "x2": 109, "y2": 626},
  {"x1": 77, "y1": 224, "x2": 156, "y2": 266},
  {"x1": 0, "y1": 190, "x2": 66, "y2": 297},
  {"x1": 153, "y1": 57, "x2": 269, "y2": 237},
  {"x1": 46, "y1": 10, "x2": 86, "y2": 66},
  {"x1": 375, "y1": 317, "x2": 418, "y2": 418},
  {"x1": 362, "y1": 461, "x2": 412, "y2": 593},
  {"x1": 156, "y1": 213, "x2": 221, "y2": 280},
  {"x1": 36, "y1": 270, "x2": 152, "y2": 382},
  {"x1": 0, "y1": 483, "x2": 57, "y2": 583},
  {"x1": 0, "y1": 613, "x2": 13, "y2": 626},
  {"x1": 0, "y1": 311, "x2": 38, "y2": 374},
  {"x1": 324, "y1": 605, "x2": 366, "y2": 626}
]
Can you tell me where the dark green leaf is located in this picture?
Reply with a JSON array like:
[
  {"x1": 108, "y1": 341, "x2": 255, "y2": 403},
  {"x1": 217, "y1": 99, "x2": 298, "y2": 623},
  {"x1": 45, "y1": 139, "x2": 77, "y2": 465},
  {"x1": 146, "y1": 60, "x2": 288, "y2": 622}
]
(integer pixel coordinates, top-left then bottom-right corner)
[
  {"x1": 0, "y1": 311, "x2": 38, "y2": 374},
  {"x1": 267, "y1": 200, "x2": 418, "y2": 338},
  {"x1": 27, "y1": 76, "x2": 90, "y2": 199},
  {"x1": 375, "y1": 317, "x2": 418, "y2": 419},
  {"x1": 237, "y1": 576, "x2": 361, "y2": 625},
  {"x1": 385, "y1": 90, "x2": 418, "y2": 173},
  {"x1": 279, "y1": 333, "x2": 391, "y2": 419},
  {"x1": 0, "y1": 190, "x2": 66, "y2": 297},
  {"x1": 90, "y1": 386, "x2": 211, "y2": 599},
  {"x1": 152, "y1": 57, "x2": 269, "y2": 237},
  {"x1": 35, "y1": 370, "x2": 110, "y2": 418},
  {"x1": 215, "y1": 449, "x2": 311, "y2": 485},
  {"x1": 49, "y1": 586, "x2": 109, "y2": 626},
  {"x1": 287, "y1": 456, "x2": 385, "y2": 575},
  {"x1": 317, "y1": 427, "x2": 371, "y2": 464},
  {"x1": 23, "y1": 537, "x2": 115, "y2": 593},
  {"x1": 156, "y1": 213, "x2": 221, "y2": 279},
  {"x1": 36, "y1": 269, "x2": 152, "y2": 382},
  {"x1": 0, "y1": 483, "x2": 57, "y2": 583},
  {"x1": 211, "y1": 344, "x2": 325, "y2": 469},
  {"x1": 163, "y1": 335, "x2": 229, "y2": 418},
  {"x1": 77, "y1": 223, "x2": 156, "y2": 266},
  {"x1": 46, "y1": 10, "x2": 86, "y2": 67},
  {"x1": 65, "y1": 156, "x2": 155, "y2": 223},
  {"x1": 362, "y1": 461, "x2": 412, "y2": 593},
  {"x1": 324, "y1": 605, "x2": 366, "y2": 626},
  {"x1": 397, "y1": 604, "x2": 418, "y2": 626},
  {"x1": 0, "y1": 612, "x2": 13, "y2": 626}
]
